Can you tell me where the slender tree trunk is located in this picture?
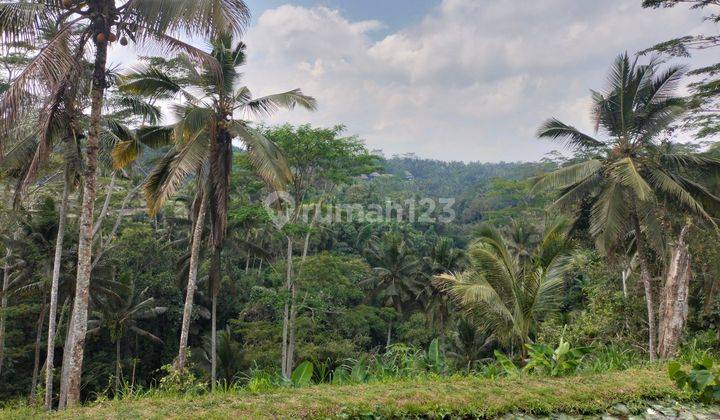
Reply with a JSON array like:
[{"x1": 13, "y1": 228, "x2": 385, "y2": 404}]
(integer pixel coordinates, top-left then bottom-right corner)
[
  {"x1": 92, "y1": 170, "x2": 116, "y2": 239},
  {"x1": 287, "y1": 284, "x2": 297, "y2": 376},
  {"x1": 285, "y1": 209, "x2": 318, "y2": 377},
  {"x1": 622, "y1": 267, "x2": 630, "y2": 299},
  {"x1": 439, "y1": 312, "x2": 445, "y2": 355},
  {"x1": 64, "y1": 12, "x2": 111, "y2": 406},
  {"x1": 45, "y1": 173, "x2": 69, "y2": 409},
  {"x1": 658, "y1": 223, "x2": 692, "y2": 360},
  {"x1": 0, "y1": 246, "x2": 11, "y2": 378},
  {"x1": 281, "y1": 236, "x2": 292, "y2": 379},
  {"x1": 131, "y1": 334, "x2": 137, "y2": 389},
  {"x1": 244, "y1": 232, "x2": 252, "y2": 273},
  {"x1": 175, "y1": 195, "x2": 207, "y2": 372},
  {"x1": 211, "y1": 291, "x2": 217, "y2": 391},
  {"x1": 633, "y1": 213, "x2": 657, "y2": 361},
  {"x1": 30, "y1": 296, "x2": 48, "y2": 403},
  {"x1": 58, "y1": 305, "x2": 75, "y2": 409},
  {"x1": 114, "y1": 338, "x2": 121, "y2": 396},
  {"x1": 386, "y1": 322, "x2": 392, "y2": 348},
  {"x1": 208, "y1": 247, "x2": 221, "y2": 391},
  {"x1": 92, "y1": 181, "x2": 142, "y2": 268}
]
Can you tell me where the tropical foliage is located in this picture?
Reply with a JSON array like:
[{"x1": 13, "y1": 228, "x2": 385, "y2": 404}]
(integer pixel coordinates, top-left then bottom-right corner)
[{"x1": 0, "y1": 1, "x2": 720, "y2": 416}]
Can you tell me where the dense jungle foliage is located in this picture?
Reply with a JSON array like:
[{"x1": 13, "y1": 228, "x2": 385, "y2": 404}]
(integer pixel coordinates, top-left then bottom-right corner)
[{"x1": 0, "y1": 0, "x2": 720, "y2": 416}]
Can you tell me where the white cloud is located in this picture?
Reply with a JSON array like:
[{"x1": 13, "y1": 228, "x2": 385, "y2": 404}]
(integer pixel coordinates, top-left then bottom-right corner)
[{"x1": 241, "y1": 0, "x2": 716, "y2": 162}]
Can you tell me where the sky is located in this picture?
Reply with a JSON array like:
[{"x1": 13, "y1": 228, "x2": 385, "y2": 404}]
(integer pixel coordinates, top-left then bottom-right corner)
[{"x1": 113, "y1": 0, "x2": 718, "y2": 163}]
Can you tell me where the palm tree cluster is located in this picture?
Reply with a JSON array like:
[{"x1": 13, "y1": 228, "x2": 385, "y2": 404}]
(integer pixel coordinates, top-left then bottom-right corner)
[{"x1": 0, "y1": 0, "x2": 315, "y2": 408}]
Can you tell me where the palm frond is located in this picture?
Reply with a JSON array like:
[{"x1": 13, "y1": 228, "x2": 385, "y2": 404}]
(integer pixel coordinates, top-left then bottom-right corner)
[
  {"x1": 536, "y1": 118, "x2": 605, "y2": 150},
  {"x1": 589, "y1": 181, "x2": 630, "y2": 251},
  {"x1": 0, "y1": 24, "x2": 76, "y2": 138},
  {"x1": 0, "y1": 2, "x2": 60, "y2": 44},
  {"x1": 128, "y1": 0, "x2": 250, "y2": 38},
  {"x1": 532, "y1": 159, "x2": 602, "y2": 191},
  {"x1": 120, "y1": 65, "x2": 183, "y2": 99},
  {"x1": 143, "y1": 130, "x2": 209, "y2": 216},
  {"x1": 240, "y1": 88, "x2": 318, "y2": 118},
  {"x1": 607, "y1": 157, "x2": 653, "y2": 202},
  {"x1": 230, "y1": 122, "x2": 292, "y2": 191}
]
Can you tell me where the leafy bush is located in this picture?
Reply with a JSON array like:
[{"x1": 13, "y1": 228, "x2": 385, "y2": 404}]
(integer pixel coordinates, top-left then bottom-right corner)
[
  {"x1": 243, "y1": 368, "x2": 280, "y2": 393},
  {"x1": 157, "y1": 363, "x2": 207, "y2": 395},
  {"x1": 422, "y1": 338, "x2": 446, "y2": 374},
  {"x1": 290, "y1": 361, "x2": 314, "y2": 387},
  {"x1": 668, "y1": 357, "x2": 720, "y2": 402},
  {"x1": 493, "y1": 336, "x2": 591, "y2": 377},
  {"x1": 329, "y1": 338, "x2": 447, "y2": 384},
  {"x1": 523, "y1": 337, "x2": 591, "y2": 376}
]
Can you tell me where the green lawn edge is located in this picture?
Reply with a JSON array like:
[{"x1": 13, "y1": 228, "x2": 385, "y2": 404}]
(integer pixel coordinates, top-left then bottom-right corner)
[{"x1": 0, "y1": 367, "x2": 689, "y2": 419}]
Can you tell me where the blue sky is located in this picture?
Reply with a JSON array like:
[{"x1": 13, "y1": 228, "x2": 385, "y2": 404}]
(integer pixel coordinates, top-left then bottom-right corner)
[
  {"x1": 112, "y1": 1, "x2": 716, "y2": 162},
  {"x1": 245, "y1": 0, "x2": 438, "y2": 37}
]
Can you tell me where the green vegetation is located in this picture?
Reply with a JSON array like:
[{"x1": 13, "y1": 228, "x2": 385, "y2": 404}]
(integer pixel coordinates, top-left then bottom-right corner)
[
  {"x1": 0, "y1": 368, "x2": 687, "y2": 419},
  {"x1": 1, "y1": 0, "x2": 720, "y2": 417}
]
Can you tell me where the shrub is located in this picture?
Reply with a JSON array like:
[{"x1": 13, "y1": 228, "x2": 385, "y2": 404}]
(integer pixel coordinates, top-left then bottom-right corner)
[
  {"x1": 668, "y1": 357, "x2": 720, "y2": 403},
  {"x1": 157, "y1": 363, "x2": 207, "y2": 395}
]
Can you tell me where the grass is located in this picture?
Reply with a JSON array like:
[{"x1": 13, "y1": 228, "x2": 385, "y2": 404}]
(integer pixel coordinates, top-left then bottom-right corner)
[{"x1": 1, "y1": 367, "x2": 687, "y2": 419}]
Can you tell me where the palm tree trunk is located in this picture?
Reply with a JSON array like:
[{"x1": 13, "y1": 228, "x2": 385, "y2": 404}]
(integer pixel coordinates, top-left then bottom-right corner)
[
  {"x1": 131, "y1": 334, "x2": 138, "y2": 389},
  {"x1": 0, "y1": 246, "x2": 11, "y2": 378},
  {"x1": 92, "y1": 170, "x2": 116, "y2": 239},
  {"x1": 30, "y1": 296, "x2": 48, "y2": 403},
  {"x1": 632, "y1": 213, "x2": 657, "y2": 361},
  {"x1": 64, "y1": 14, "x2": 111, "y2": 407},
  {"x1": 175, "y1": 194, "x2": 207, "y2": 372},
  {"x1": 58, "y1": 305, "x2": 75, "y2": 409},
  {"x1": 115, "y1": 338, "x2": 121, "y2": 396},
  {"x1": 208, "y1": 246, "x2": 222, "y2": 391},
  {"x1": 45, "y1": 173, "x2": 69, "y2": 409},
  {"x1": 211, "y1": 291, "x2": 217, "y2": 391}
]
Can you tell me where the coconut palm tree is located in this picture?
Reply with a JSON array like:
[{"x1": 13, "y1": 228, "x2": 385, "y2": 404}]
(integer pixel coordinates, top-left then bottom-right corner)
[
  {"x1": 365, "y1": 231, "x2": 422, "y2": 346},
  {"x1": 2, "y1": 80, "x2": 160, "y2": 409},
  {"x1": 194, "y1": 326, "x2": 245, "y2": 386},
  {"x1": 87, "y1": 277, "x2": 166, "y2": 395},
  {"x1": 448, "y1": 317, "x2": 495, "y2": 372},
  {"x1": 534, "y1": 53, "x2": 720, "y2": 360},
  {"x1": 113, "y1": 35, "x2": 315, "y2": 386},
  {"x1": 435, "y1": 220, "x2": 572, "y2": 356},
  {"x1": 0, "y1": 0, "x2": 250, "y2": 407},
  {"x1": 420, "y1": 237, "x2": 464, "y2": 348}
]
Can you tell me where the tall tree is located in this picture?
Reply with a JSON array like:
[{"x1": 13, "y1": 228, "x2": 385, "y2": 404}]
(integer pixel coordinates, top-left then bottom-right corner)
[
  {"x1": 365, "y1": 231, "x2": 422, "y2": 347},
  {"x1": 534, "y1": 53, "x2": 720, "y2": 360},
  {"x1": 421, "y1": 237, "x2": 464, "y2": 348},
  {"x1": 115, "y1": 35, "x2": 315, "y2": 386},
  {"x1": 261, "y1": 124, "x2": 379, "y2": 378},
  {"x1": 0, "y1": 0, "x2": 250, "y2": 407}
]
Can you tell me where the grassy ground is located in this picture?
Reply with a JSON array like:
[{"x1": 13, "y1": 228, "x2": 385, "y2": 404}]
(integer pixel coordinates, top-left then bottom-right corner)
[{"x1": 0, "y1": 368, "x2": 689, "y2": 419}]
